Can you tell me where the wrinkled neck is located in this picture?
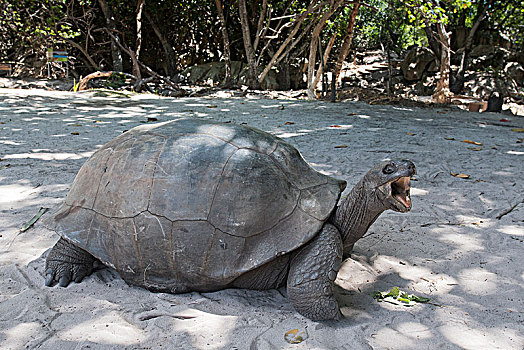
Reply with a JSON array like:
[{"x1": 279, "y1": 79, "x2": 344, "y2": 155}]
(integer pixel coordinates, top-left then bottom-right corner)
[{"x1": 331, "y1": 179, "x2": 386, "y2": 256}]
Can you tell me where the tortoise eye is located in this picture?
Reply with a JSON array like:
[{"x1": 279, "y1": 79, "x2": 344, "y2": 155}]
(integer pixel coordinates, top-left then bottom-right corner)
[{"x1": 382, "y1": 163, "x2": 396, "y2": 174}]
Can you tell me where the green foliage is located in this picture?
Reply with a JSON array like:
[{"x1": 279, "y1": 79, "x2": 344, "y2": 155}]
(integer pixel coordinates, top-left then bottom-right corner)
[
  {"x1": 1, "y1": 0, "x2": 522, "y2": 79},
  {"x1": 487, "y1": 0, "x2": 524, "y2": 45},
  {"x1": 348, "y1": 0, "x2": 524, "y2": 50},
  {"x1": 0, "y1": 0, "x2": 80, "y2": 70}
]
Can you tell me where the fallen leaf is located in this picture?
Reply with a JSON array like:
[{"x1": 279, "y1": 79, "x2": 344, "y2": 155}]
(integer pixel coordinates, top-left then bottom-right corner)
[
  {"x1": 330, "y1": 125, "x2": 341, "y2": 128},
  {"x1": 171, "y1": 315, "x2": 197, "y2": 320},
  {"x1": 511, "y1": 128, "x2": 524, "y2": 132},
  {"x1": 93, "y1": 120, "x2": 102, "y2": 123},
  {"x1": 462, "y1": 140, "x2": 482, "y2": 145},
  {"x1": 284, "y1": 329, "x2": 307, "y2": 344},
  {"x1": 71, "y1": 124, "x2": 82, "y2": 127},
  {"x1": 284, "y1": 121, "x2": 295, "y2": 125},
  {"x1": 444, "y1": 137, "x2": 455, "y2": 140},
  {"x1": 409, "y1": 295, "x2": 431, "y2": 303},
  {"x1": 348, "y1": 113, "x2": 356, "y2": 116},
  {"x1": 372, "y1": 287, "x2": 432, "y2": 307},
  {"x1": 20, "y1": 207, "x2": 48, "y2": 232},
  {"x1": 147, "y1": 117, "x2": 158, "y2": 122},
  {"x1": 468, "y1": 147, "x2": 482, "y2": 151},
  {"x1": 334, "y1": 145, "x2": 348, "y2": 148},
  {"x1": 499, "y1": 118, "x2": 510, "y2": 122},
  {"x1": 451, "y1": 172, "x2": 470, "y2": 179},
  {"x1": 70, "y1": 132, "x2": 79, "y2": 135},
  {"x1": 407, "y1": 132, "x2": 416, "y2": 136},
  {"x1": 207, "y1": 105, "x2": 218, "y2": 108},
  {"x1": 387, "y1": 287, "x2": 400, "y2": 298}
]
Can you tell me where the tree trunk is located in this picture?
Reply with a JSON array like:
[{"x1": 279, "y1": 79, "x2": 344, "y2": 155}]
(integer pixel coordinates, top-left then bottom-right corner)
[
  {"x1": 134, "y1": 0, "x2": 145, "y2": 78},
  {"x1": 307, "y1": 0, "x2": 344, "y2": 99},
  {"x1": 214, "y1": 0, "x2": 233, "y2": 87},
  {"x1": 258, "y1": 1, "x2": 320, "y2": 85},
  {"x1": 432, "y1": 22, "x2": 451, "y2": 103},
  {"x1": 136, "y1": 0, "x2": 145, "y2": 59},
  {"x1": 238, "y1": 0, "x2": 259, "y2": 89},
  {"x1": 104, "y1": 29, "x2": 142, "y2": 82},
  {"x1": 451, "y1": 4, "x2": 488, "y2": 93},
  {"x1": 253, "y1": 0, "x2": 268, "y2": 52},
  {"x1": 144, "y1": 11, "x2": 177, "y2": 77},
  {"x1": 97, "y1": 0, "x2": 123, "y2": 72},
  {"x1": 423, "y1": 24, "x2": 441, "y2": 60},
  {"x1": 128, "y1": 48, "x2": 141, "y2": 79},
  {"x1": 333, "y1": 1, "x2": 360, "y2": 87},
  {"x1": 313, "y1": 32, "x2": 336, "y2": 91}
]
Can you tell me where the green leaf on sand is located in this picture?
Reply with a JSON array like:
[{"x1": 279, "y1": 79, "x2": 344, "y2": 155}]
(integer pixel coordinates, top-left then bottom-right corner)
[
  {"x1": 20, "y1": 207, "x2": 48, "y2": 232},
  {"x1": 372, "y1": 287, "x2": 431, "y2": 307}
]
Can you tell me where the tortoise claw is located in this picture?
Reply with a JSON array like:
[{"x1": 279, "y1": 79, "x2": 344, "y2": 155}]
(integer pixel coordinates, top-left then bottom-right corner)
[
  {"x1": 74, "y1": 275, "x2": 84, "y2": 283},
  {"x1": 59, "y1": 275, "x2": 71, "y2": 287},
  {"x1": 44, "y1": 268, "x2": 55, "y2": 286}
]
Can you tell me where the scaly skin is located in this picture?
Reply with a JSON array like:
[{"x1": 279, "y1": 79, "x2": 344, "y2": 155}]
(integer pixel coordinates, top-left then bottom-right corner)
[
  {"x1": 45, "y1": 238, "x2": 97, "y2": 287},
  {"x1": 287, "y1": 224, "x2": 343, "y2": 321},
  {"x1": 333, "y1": 179, "x2": 387, "y2": 259},
  {"x1": 333, "y1": 159, "x2": 416, "y2": 258},
  {"x1": 232, "y1": 254, "x2": 290, "y2": 290}
]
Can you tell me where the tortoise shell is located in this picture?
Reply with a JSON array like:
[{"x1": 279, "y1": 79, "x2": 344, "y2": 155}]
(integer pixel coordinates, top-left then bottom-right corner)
[{"x1": 46, "y1": 118, "x2": 346, "y2": 292}]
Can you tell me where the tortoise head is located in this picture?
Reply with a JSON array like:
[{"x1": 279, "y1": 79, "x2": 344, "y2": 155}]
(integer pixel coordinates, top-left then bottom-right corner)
[{"x1": 363, "y1": 159, "x2": 416, "y2": 213}]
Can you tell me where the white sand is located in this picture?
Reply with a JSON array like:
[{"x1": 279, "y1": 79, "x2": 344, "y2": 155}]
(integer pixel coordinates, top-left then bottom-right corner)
[{"x1": 0, "y1": 88, "x2": 523, "y2": 349}]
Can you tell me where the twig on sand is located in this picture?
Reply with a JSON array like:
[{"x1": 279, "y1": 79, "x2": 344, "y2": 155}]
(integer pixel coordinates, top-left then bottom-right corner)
[
  {"x1": 420, "y1": 221, "x2": 464, "y2": 227},
  {"x1": 496, "y1": 199, "x2": 524, "y2": 220}
]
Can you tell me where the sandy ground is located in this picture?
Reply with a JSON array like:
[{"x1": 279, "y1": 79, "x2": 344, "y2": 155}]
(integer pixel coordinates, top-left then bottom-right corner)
[{"x1": 0, "y1": 88, "x2": 523, "y2": 350}]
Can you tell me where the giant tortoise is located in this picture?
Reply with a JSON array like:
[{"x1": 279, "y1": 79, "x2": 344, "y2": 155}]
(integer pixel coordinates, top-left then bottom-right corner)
[{"x1": 44, "y1": 117, "x2": 416, "y2": 320}]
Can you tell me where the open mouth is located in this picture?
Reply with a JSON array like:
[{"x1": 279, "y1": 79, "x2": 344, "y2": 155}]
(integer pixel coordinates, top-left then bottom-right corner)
[{"x1": 389, "y1": 176, "x2": 412, "y2": 211}]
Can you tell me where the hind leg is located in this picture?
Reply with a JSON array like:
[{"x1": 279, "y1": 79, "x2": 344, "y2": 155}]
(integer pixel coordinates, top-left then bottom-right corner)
[
  {"x1": 45, "y1": 238, "x2": 97, "y2": 287},
  {"x1": 287, "y1": 224, "x2": 343, "y2": 320}
]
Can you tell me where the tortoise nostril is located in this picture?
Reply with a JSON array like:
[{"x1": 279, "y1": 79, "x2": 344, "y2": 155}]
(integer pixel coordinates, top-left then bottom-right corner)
[{"x1": 400, "y1": 160, "x2": 416, "y2": 174}]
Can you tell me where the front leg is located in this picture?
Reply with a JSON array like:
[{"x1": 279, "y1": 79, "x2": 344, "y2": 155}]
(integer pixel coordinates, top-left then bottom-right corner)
[
  {"x1": 287, "y1": 223, "x2": 343, "y2": 320},
  {"x1": 45, "y1": 237, "x2": 97, "y2": 287}
]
